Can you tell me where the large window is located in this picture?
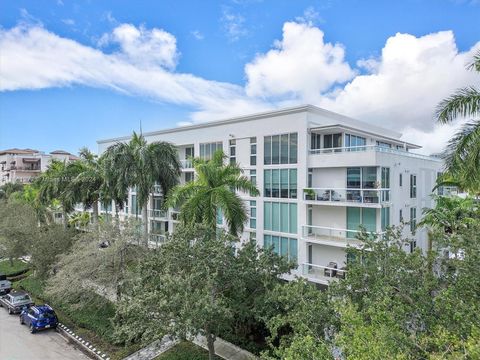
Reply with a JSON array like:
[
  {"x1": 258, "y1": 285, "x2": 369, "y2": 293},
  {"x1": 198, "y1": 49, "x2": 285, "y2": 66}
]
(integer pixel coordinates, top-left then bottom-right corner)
[
  {"x1": 250, "y1": 137, "x2": 257, "y2": 166},
  {"x1": 376, "y1": 141, "x2": 392, "y2": 148},
  {"x1": 347, "y1": 167, "x2": 377, "y2": 189},
  {"x1": 311, "y1": 133, "x2": 321, "y2": 150},
  {"x1": 263, "y1": 235, "x2": 297, "y2": 262},
  {"x1": 410, "y1": 207, "x2": 417, "y2": 233},
  {"x1": 410, "y1": 174, "x2": 417, "y2": 198},
  {"x1": 347, "y1": 207, "x2": 377, "y2": 238},
  {"x1": 323, "y1": 133, "x2": 342, "y2": 149},
  {"x1": 381, "y1": 167, "x2": 390, "y2": 201},
  {"x1": 264, "y1": 169, "x2": 297, "y2": 198},
  {"x1": 200, "y1": 142, "x2": 223, "y2": 160},
  {"x1": 249, "y1": 200, "x2": 257, "y2": 229},
  {"x1": 131, "y1": 194, "x2": 139, "y2": 216},
  {"x1": 250, "y1": 169, "x2": 257, "y2": 196},
  {"x1": 264, "y1": 133, "x2": 297, "y2": 165},
  {"x1": 264, "y1": 202, "x2": 297, "y2": 234},
  {"x1": 229, "y1": 139, "x2": 236, "y2": 165},
  {"x1": 381, "y1": 207, "x2": 390, "y2": 231},
  {"x1": 345, "y1": 134, "x2": 366, "y2": 148},
  {"x1": 185, "y1": 146, "x2": 194, "y2": 158}
]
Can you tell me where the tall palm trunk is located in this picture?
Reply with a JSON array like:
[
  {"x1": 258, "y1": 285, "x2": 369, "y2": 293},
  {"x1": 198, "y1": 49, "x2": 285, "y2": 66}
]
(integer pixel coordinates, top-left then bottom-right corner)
[
  {"x1": 142, "y1": 206, "x2": 149, "y2": 246},
  {"x1": 92, "y1": 200, "x2": 99, "y2": 225},
  {"x1": 62, "y1": 209, "x2": 68, "y2": 229}
]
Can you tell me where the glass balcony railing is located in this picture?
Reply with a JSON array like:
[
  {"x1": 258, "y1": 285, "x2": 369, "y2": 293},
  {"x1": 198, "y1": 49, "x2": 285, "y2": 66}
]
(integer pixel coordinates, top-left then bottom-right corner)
[
  {"x1": 148, "y1": 209, "x2": 168, "y2": 218},
  {"x1": 148, "y1": 233, "x2": 166, "y2": 248},
  {"x1": 309, "y1": 145, "x2": 441, "y2": 162},
  {"x1": 301, "y1": 263, "x2": 346, "y2": 283},
  {"x1": 180, "y1": 159, "x2": 193, "y2": 169},
  {"x1": 301, "y1": 225, "x2": 383, "y2": 243},
  {"x1": 303, "y1": 188, "x2": 390, "y2": 204}
]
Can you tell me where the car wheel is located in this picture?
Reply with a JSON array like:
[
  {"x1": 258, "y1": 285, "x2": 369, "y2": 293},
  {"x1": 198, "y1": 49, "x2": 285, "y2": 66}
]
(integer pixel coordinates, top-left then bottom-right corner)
[
  {"x1": 20, "y1": 316, "x2": 24, "y2": 325},
  {"x1": 29, "y1": 324, "x2": 36, "y2": 334},
  {"x1": 8, "y1": 308, "x2": 12, "y2": 315}
]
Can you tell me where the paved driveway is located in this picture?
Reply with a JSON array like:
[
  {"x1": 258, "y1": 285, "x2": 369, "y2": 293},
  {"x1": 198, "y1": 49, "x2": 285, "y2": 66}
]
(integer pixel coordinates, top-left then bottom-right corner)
[{"x1": 0, "y1": 308, "x2": 89, "y2": 360}]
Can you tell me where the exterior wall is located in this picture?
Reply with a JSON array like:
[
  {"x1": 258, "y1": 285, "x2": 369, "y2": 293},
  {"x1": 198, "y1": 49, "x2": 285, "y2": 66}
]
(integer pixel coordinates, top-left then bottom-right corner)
[{"x1": 96, "y1": 106, "x2": 443, "y2": 284}]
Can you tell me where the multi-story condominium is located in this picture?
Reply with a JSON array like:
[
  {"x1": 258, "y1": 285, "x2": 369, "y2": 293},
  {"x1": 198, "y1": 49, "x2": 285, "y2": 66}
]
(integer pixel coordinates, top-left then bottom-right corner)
[
  {"x1": 97, "y1": 105, "x2": 442, "y2": 286},
  {"x1": 0, "y1": 148, "x2": 78, "y2": 186}
]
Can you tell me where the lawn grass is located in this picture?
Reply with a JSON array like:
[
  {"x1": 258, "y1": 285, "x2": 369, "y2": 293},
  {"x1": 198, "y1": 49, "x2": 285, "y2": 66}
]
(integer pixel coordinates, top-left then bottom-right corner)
[
  {"x1": 155, "y1": 341, "x2": 219, "y2": 360},
  {"x1": 0, "y1": 259, "x2": 29, "y2": 276},
  {"x1": 15, "y1": 275, "x2": 141, "y2": 360}
]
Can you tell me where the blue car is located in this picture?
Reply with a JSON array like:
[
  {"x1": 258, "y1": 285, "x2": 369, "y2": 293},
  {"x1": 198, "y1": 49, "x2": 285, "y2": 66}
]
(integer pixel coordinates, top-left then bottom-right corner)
[{"x1": 20, "y1": 304, "x2": 58, "y2": 333}]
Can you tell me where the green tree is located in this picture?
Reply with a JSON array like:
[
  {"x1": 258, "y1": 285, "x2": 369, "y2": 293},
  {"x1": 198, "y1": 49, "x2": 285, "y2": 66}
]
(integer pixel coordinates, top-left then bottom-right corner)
[
  {"x1": 103, "y1": 132, "x2": 181, "y2": 242},
  {"x1": 0, "y1": 201, "x2": 37, "y2": 266},
  {"x1": 67, "y1": 148, "x2": 105, "y2": 225},
  {"x1": 0, "y1": 182, "x2": 24, "y2": 200},
  {"x1": 46, "y1": 219, "x2": 145, "y2": 302},
  {"x1": 35, "y1": 159, "x2": 83, "y2": 227},
  {"x1": 166, "y1": 151, "x2": 259, "y2": 235},
  {"x1": 115, "y1": 225, "x2": 289, "y2": 360},
  {"x1": 436, "y1": 50, "x2": 480, "y2": 193},
  {"x1": 30, "y1": 224, "x2": 76, "y2": 278}
]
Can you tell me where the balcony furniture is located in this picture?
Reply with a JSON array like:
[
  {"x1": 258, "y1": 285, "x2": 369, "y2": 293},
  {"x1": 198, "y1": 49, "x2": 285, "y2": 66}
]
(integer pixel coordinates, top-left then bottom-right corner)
[
  {"x1": 346, "y1": 190, "x2": 362, "y2": 202},
  {"x1": 336, "y1": 267, "x2": 346, "y2": 279},
  {"x1": 318, "y1": 191, "x2": 330, "y2": 201},
  {"x1": 324, "y1": 262, "x2": 337, "y2": 277},
  {"x1": 331, "y1": 191, "x2": 342, "y2": 201}
]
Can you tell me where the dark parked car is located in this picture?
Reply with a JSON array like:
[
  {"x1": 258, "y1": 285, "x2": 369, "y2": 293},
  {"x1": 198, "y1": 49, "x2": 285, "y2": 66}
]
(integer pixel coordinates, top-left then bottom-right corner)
[
  {"x1": 0, "y1": 273, "x2": 12, "y2": 295},
  {"x1": 0, "y1": 290, "x2": 34, "y2": 314},
  {"x1": 20, "y1": 304, "x2": 58, "y2": 333}
]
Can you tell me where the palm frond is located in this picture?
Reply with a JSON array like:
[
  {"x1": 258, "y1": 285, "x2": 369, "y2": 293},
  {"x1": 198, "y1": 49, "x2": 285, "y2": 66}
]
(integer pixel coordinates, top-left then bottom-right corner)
[{"x1": 436, "y1": 87, "x2": 480, "y2": 124}]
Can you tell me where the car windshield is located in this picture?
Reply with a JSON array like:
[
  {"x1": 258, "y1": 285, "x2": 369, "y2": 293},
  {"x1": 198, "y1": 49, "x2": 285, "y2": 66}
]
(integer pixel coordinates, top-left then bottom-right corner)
[
  {"x1": 14, "y1": 295, "x2": 31, "y2": 303},
  {"x1": 39, "y1": 312, "x2": 55, "y2": 319}
]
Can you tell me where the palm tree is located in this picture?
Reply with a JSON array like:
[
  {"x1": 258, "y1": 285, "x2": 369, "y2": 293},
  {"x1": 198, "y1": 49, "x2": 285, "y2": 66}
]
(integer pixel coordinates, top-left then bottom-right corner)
[
  {"x1": 166, "y1": 150, "x2": 259, "y2": 236},
  {"x1": 436, "y1": 50, "x2": 480, "y2": 194},
  {"x1": 103, "y1": 132, "x2": 181, "y2": 242},
  {"x1": 0, "y1": 182, "x2": 24, "y2": 200},
  {"x1": 67, "y1": 148, "x2": 105, "y2": 225},
  {"x1": 35, "y1": 159, "x2": 83, "y2": 228}
]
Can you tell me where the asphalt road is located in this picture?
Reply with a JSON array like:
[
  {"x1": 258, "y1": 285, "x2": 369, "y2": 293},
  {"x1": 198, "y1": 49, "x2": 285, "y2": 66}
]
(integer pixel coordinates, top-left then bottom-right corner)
[{"x1": 0, "y1": 307, "x2": 89, "y2": 360}]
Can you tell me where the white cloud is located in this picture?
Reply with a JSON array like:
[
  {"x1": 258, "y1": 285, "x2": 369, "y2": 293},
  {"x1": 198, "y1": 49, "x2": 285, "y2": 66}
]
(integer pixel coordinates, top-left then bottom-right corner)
[
  {"x1": 97, "y1": 24, "x2": 179, "y2": 69},
  {"x1": 61, "y1": 18, "x2": 75, "y2": 26},
  {"x1": 295, "y1": 6, "x2": 323, "y2": 25},
  {"x1": 221, "y1": 9, "x2": 247, "y2": 42},
  {"x1": 1, "y1": 20, "x2": 479, "y2": 155},
  {"x1": 245, "y1": 22, "x2": 355, "y2": 102},
  {"x1": 321, "y1": 31, "x2": 480, "y2": 130},
  {"x1": 191, "y1": 30, "x2": 204, "y2": 40}
]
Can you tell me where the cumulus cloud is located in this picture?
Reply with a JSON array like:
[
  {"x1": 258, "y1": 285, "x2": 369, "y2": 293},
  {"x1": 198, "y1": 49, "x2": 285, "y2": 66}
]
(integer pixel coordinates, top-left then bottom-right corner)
[
  {"x1": 1, "y1": 19, "x2": 479, "y2": 154},
  {"x1": 0, "y1": 23, "x2": 268, "y2": 120},
  {"x1": 245, "y1": 22, "x2": 355, "y2": 102}
]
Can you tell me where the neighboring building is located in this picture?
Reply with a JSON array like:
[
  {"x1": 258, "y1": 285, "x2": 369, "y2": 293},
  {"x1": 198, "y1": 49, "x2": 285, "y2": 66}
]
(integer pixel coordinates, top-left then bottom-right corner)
[
  {"x1": 0, "y1": 148, "x2": 78, "y2": 186},
  {"x1": 97, "y1": 105, "x2": 443, "y2": 286}
]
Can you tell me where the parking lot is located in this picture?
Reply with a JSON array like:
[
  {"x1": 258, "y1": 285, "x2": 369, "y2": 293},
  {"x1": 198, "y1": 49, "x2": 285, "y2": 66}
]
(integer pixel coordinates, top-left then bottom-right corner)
[{"x1": 0, "y1": 308, "x2": 89, "y2": 360}]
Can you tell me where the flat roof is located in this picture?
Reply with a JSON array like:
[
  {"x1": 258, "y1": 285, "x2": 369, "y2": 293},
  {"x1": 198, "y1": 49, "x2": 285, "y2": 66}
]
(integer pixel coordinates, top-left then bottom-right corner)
[{"x1": 97, "y1": 104, "x2": 418, "y2": 147}]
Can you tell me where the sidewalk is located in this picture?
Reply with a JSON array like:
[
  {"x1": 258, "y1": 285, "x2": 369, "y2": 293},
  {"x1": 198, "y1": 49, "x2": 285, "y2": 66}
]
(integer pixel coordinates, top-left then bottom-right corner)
[{"x1": 123, "y1": 336, "x2": 179, "y2": 360}]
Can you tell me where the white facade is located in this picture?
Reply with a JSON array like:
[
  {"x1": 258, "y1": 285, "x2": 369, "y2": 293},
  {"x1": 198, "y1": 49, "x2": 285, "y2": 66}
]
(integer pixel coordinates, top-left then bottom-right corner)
[{"x1": 97, "y1": 105, "x2": 442, "y2": 285}]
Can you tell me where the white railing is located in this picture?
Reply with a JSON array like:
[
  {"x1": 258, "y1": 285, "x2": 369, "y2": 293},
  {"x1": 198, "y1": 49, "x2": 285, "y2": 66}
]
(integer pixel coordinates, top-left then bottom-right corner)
[
  {"x1": 180, "y1": 159, "x2": 193, "y2": 169},
  {"x1": 148, "y1": 234, "x2": 166, "y2": 248},
  {"x1": 301, "y1": 263, "x2": 346, "y2": 282},
  {"x1": 303, "y1": 187, "x2": 390, "y2": 204},
  {"x1": 309, "y1": 145, "x2": 442, "y2": 161},
  {"x1": 148, "y1": 209, "x2": 168, "y2": 218},
  {"x1": 302, "y1": 225, "x2": 382, "y2": 243},
  {"x1": 152, "y1": 185, "x2": 162, "y2": 194}
]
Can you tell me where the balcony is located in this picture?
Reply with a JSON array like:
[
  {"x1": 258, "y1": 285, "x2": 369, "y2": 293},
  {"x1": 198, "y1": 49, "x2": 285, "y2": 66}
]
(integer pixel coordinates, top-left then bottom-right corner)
[
  {"x1": 180, "y1": 159, "x2": 194, "y2": 169},
  {"x1": 8, "y1": 166, "x2": 41, "y2": 172},
  {"x1": 302, "y1": 225, "x2": 381, "y2": 247},
  {"x1": 148, "y1": 209, "x2": 168, "y2": 219},
  {"x1": 301, "y1": 263, "x2": 346, "y2": 285},
  {"x1": 308, "y1": 145, "x2": 441, "y2": 168},
  {"x1": 303, "y1": 188, "x2": 390, "y2": 207},
  {"x1": 148, "y1": 233, "x2": 166, "y2": 248}
]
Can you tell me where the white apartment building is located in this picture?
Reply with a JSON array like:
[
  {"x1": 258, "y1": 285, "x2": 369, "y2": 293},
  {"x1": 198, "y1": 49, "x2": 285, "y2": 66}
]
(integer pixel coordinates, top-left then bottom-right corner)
[
  {"x1": 97, "y1": 105, "x2": 442, "y2": 286},
  {"x1": 0, "y1": 149, "x2": 78, "y2": 186}
]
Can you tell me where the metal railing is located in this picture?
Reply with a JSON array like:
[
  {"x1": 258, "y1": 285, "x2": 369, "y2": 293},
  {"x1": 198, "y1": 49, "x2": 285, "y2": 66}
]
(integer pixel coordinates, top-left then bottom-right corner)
[
  {"x1": 309, "y1": 145, "x2": 442, "y2": 161},
  {"x1": 303, "y1": 187, "x2": 390, "y2": 204},
  {"x1": 148, "y1": 209, "x2": 168, "y2": 218},
  {"x1": 302, "y1": 225, "x2": 382, "y2": 242},
  {"x1": 7, "y1": 166, "x2": 41, "y2": 171},
  {"x1": 301, "y1": 263, "x2": 346, "y2": 282},
  {"x1": 180, "y1": 159, "x2": 193, "y2": 169}
]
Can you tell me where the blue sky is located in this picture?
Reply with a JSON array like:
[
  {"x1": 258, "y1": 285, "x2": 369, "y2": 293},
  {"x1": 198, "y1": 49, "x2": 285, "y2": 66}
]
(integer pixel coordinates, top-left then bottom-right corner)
[{"x1": 1, "y1": 0, "x2": 479, "y2": 154}]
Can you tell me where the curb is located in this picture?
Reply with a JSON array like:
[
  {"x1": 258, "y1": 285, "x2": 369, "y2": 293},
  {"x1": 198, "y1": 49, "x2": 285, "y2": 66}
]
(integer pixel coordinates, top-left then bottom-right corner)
[{"x1": 56, "y1": 323, "x2": 110, "y2": 360}]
